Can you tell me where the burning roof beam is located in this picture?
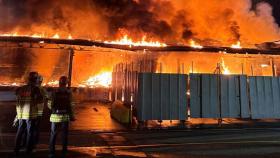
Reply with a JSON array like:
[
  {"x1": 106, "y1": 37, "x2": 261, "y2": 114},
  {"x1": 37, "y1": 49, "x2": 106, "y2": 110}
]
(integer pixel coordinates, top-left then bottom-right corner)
[{"x1": 0, "y1": 36, "x2": 280, "y2": 55}]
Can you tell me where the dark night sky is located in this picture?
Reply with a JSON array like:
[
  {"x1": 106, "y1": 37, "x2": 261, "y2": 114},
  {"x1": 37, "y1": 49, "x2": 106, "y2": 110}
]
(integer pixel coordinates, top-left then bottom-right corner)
[{"x1": 254, "y1": 0, "x2": 280, "y2": 25}]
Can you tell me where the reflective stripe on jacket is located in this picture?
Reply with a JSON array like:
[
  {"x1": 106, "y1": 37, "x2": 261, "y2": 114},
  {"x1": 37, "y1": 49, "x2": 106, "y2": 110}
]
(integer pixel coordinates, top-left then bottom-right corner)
[
  {"x1": 50, "y1": 114, "x2": 70, "y2": 122},
  {"x1": 16, "y1": 85, "x2": 42, "y2": 119},
  {"x1": 37, "y1": 103, "x2": 44, "y2": 116},
  {"x1": 49, "y1": 87, "x2": 75, "y2": 123}
]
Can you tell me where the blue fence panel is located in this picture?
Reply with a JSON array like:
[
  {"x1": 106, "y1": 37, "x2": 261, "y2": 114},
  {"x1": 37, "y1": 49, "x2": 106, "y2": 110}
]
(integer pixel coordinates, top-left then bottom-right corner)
[
  {"x1": 190, "y1": 74, "x2": 249, "y2": 118},
  {"x1": 220, "y1": 75, "x2": 250, "y2": 118},
  {"x1": 249, "y1": 76, "x2": 280, "y2": 119},
  {"x1": 137, "y1": 73, "x2": 187, "y2": 121},
  {"x1": 190, "y1": 74, "x2": 219, "y2": 118}
]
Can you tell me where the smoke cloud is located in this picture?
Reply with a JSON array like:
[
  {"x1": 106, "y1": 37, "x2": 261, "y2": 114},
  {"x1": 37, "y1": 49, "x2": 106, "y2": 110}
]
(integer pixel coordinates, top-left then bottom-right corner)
[{"x1": 0, "y1": 0, "x2": 279, "y2": 46}]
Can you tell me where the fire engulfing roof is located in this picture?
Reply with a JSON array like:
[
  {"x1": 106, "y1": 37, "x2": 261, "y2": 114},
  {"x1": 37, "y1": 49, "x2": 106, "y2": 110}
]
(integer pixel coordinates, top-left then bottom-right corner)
[{"x1": 0, "y1": 36, "x2": 280, "y2": 55}]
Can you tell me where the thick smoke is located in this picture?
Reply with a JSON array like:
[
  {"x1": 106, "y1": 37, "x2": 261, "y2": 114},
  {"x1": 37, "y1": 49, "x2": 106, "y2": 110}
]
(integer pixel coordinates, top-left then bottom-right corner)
[
  {"x1": 1, "y1": 0, "x2": 280, "y2": 85},
  {"x1": 0, "y1": 0, "x2": 279, "y2": 46}
]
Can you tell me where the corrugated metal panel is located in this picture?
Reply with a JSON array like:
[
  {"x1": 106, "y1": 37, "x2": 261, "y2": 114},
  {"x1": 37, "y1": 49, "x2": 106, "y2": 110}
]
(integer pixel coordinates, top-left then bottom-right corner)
[
  {"x1": 201, "y1": 74, "x2": 219, "y2": 118},
  {"x1": 249, "y1": 76, "x2": 280, "y2": 119},
  {"x1": 137, "y1": 73, "x2": 187, "y2": 121},
  {"x1": 190, "y1": 74, "x2": 201, "y2": 118},
  {"x1": 240, "y1": 76, "x2": 250, "y2": 118},
  {"x1": 190, "y1": 74, "x2": 219, "y2": 118},
  {"x1": 220, "y1": 75, "x2": 249, "y2": 118},
  {"x1": 190, "y1": 74, "x2": 249, "y2": 118}
]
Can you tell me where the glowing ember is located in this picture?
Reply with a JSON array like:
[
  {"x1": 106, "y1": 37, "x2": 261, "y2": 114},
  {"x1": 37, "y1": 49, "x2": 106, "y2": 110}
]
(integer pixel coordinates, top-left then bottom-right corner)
[
  {"x1": 261, "y1": 64, "x2": 269, "y2": 68},
  {"x1": 231, "y1": 41, "x2": 242, "y2": 49},
  {"x1": 221, "y1": 58, "x2": 230, "y2": 75},
  {"x1": 43, "y1": 80, "x2": 59, "y2": 87},
  {"x1": 0, "y1": 82, "x2": 21, "y2": 87},
  {"x1": 52, "y1": 33, "x2": 60, "y2": 39},
  {"x1": 81, "y1": 72, "x2": 112, "y2": 88},
  {"x1": 189, "y1": 39, "x2": 203, "y2": 49},
  {"x1": 31, "y1": 34, "x2": 43, "y2": 38},
  {"x1": 0, "y1": 32, "x2": 68, "y2": 39},
  {"x1": 104, "y1": 35, "x2": 167, "y2": 47}
]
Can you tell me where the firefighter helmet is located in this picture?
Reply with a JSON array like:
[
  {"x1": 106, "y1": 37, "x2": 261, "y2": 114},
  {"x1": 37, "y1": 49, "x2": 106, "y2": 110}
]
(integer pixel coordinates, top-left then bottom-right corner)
[
  {"x1": 28, "y1": 72, "x2": 39, "y2": 84},
  {"x1": 59, "y1": 76, "x2": 68, "y2": 87},
  {"x1": 37, "y1": 75, "x2": 43, "y2": 85}
]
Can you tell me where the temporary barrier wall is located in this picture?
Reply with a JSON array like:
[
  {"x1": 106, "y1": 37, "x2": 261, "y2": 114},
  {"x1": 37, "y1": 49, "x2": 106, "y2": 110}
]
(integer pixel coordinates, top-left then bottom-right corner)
[
  {"x1": 190, "y1": 74, "x2": 219, "y2": 118},
  {"x1": 190, "y1": 74, "x2": 250, "y2": 118},
  {"x1": 137, "y1": 73, "x2": 187, "y2": 121},
  {"x1": 249, "y1": 76, "x2": 280, "y2": 119}
]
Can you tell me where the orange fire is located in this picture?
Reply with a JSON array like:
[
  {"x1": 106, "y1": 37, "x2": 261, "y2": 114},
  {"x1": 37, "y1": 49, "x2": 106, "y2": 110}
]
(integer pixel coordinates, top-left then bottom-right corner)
[
  {"x1": 221, "y1": 58, "x2": 230, "y2": 75},
  {"x1": 104, "y1": 35, "x2": 167, "y2": 47},
  {"x1": 43, "y1": 80, "x2": 59, "y2": 87},
  {"x1": 79, "y1": 72, "x2": 112, "y2": 88},
  {"x1": 189, "y1": 39, "x2": 203, "y2": 49},
  {"x1": 0, "y1": 32, "x2": 74, "y2": 39},
  {"x1": 231, "y1": 41, "x2": 242, "y2": 49}
]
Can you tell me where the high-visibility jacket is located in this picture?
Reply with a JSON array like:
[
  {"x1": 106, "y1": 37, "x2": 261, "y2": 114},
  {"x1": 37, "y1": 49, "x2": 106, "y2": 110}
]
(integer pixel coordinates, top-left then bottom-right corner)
[
  {"x1": 37, "y1": 86, "x2": 48, "y2": 117},
  {"x1": 16, "y1": 84, "x2": 43, "y2": 120},
  {"x1": 48, "y1": 87, "x2": 75, "y2": 123}
]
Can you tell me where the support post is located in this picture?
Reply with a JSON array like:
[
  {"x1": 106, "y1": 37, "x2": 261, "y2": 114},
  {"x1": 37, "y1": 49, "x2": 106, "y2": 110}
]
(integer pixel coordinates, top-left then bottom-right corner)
[
  {"x1": 68, "y1": 48, "x2": 74, "y2": 88},
  {"x1": 272, "y1": 59, "x2": 276, "y2": 77}
]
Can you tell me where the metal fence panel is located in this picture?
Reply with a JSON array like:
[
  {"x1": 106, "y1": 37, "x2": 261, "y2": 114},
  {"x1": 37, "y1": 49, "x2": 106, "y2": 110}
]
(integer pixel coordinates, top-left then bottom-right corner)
[
  {"x1": 202, "y1": 74, "x2": 219, "y2": 118},
  {"x1": 240, "y1": 76, "x2": 250, "y2": 118},
  {"x1": 249, "y1": 76, "x2": 280, "y2": 119},
  {"x1": 190, "y1": 74, "x2": 201, "y2": 118},
  {"x1": 137, "y1": 73, "x2": 187, "y2": 121},
  {"x1": 190, "y1": 74, "x2": 219, "y2": 118},
  {"x1": 220, "y1": 75, "x2": 250, "y2": 118},
  {"x1": 190, "y1": 74, "x2": 249, "y2": 118},
  {"x1": 221, "y1": 75, "x2": 238, "y2": 117}
]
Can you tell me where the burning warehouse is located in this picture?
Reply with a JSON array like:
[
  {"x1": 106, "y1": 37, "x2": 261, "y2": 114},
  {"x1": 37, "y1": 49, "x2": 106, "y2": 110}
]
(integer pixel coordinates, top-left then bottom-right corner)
[{"x1": 0, "y1": 0, "x2": 280, "y2": 125}]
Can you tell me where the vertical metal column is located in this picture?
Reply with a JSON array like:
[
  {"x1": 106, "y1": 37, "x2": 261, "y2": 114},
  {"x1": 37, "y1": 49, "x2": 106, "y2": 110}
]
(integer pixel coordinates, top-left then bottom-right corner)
[
  {"x1": 272, "y1": 58, "x2": 276, "y2": 77},
  {"x1": 68, "y1": 48, "x2": 74, "y2": 87}
]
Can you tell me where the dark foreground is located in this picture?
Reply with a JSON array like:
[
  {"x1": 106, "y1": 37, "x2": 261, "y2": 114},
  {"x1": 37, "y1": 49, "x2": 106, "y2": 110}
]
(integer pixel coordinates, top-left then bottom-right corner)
[{"x1": 1, "y1": 102, "x2": 280, "y2": 157}]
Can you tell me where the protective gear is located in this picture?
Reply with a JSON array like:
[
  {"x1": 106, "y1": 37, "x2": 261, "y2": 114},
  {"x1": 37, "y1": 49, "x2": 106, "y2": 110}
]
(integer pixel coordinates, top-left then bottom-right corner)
[
  {"x1": 16, "y1": 85, "x2": 42, "y2": 119},
  {"x1": 28, "y1": 72, "x2": 39, "y2": 85},
  {"x1": 37, "y1": 75, "x2": 43, "y2": 86},
  {"x1": 14, "y1": 119, "x2": 35, "y2": 155},
  {"x1": 49, "y1": 87, "x2": 74, "y2": 122},
  {"x1": 14, "y1": 77, "x2": 44, "y2": 156},
  {"x1": 59, "y1": 76, "x2": 68, "y2": 87},
  {"x1": 48, "y1": 78, "x2": 74, "y2": 158},
  {"x1": 49, "y1": 122, "x2": 69, "y2": 158}
]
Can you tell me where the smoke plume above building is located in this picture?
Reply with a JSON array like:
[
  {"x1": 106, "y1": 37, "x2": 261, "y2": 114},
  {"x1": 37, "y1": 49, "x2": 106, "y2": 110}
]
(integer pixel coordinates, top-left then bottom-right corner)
[{"x1": 0, "y1": 0, "x2": 279, "y2": 46}]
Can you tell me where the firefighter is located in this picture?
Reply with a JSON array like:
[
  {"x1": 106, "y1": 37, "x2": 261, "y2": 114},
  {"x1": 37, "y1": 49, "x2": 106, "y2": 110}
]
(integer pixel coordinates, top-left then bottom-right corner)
[
  {"x1": 48, "y1": 76, "x2": 75, "y2": 158},
  {"x1": 33, "y1": 75, "x2": 48, "y2": 148},
  {"x1": 14, "y1": 72, "x2": 43, "y2": 156}
]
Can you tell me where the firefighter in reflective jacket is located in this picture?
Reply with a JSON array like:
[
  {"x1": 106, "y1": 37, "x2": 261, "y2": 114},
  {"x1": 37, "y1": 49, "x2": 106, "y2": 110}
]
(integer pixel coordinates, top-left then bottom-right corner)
[
  {"x1": 34, "y1": 75, "x2": 48, "y2": 147},
  {"x1": 48, "y1": 76, "x2": 75, "y2": 158},
  {"x1": 14, "y1": 72, "x2": 43, "y2": 155}
]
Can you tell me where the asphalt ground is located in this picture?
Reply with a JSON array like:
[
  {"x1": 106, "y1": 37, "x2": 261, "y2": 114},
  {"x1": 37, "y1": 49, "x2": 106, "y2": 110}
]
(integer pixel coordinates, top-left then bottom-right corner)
[{"x1": 1, "y1": 102, "x2": 280, "y2": 157}]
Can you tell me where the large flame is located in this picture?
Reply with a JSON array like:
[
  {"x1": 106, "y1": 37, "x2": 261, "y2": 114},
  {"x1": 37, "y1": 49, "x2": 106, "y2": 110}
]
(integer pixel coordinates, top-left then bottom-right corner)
[
  {"x1": 43, "y1": 80, "x2": 59, "y2": 87},
  {"x1": 221, "y1": 58, "x2": 231, "y2": 75},
  {"x1": 231, "y1": 41, "x2": 242, "y2": 49},
  {"x1": 80, "y1": 72, "x2": 112, "y2": 88},
  {"x1": 0, "y1": 32, "x2": 69, "y2": 39},
  {"x1": 104, "y1": 35, "x2": 167, "y2": 47},
  {"x1": 189, "y1": 39, "x2": 203, "y2": 49}
]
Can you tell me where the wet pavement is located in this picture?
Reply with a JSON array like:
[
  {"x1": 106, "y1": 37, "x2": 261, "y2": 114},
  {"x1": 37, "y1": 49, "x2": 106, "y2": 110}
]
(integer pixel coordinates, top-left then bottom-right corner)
[{"x1": 1, "y1": 102, "x2": 280, "y2": 157}]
